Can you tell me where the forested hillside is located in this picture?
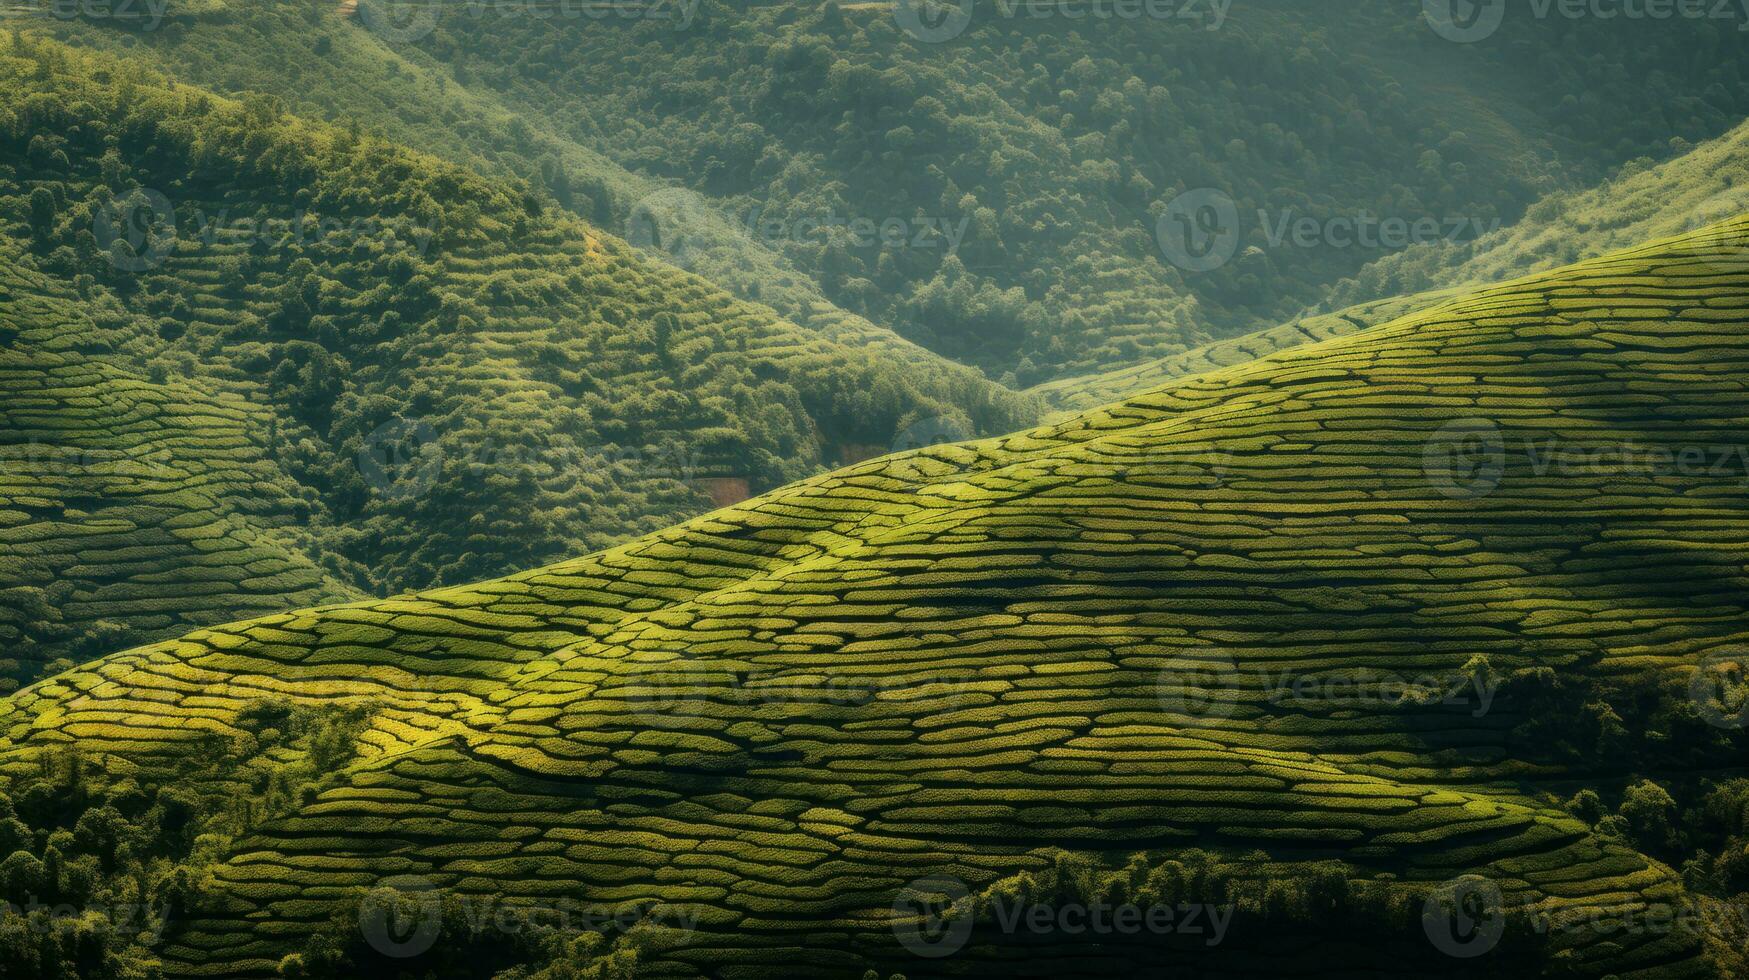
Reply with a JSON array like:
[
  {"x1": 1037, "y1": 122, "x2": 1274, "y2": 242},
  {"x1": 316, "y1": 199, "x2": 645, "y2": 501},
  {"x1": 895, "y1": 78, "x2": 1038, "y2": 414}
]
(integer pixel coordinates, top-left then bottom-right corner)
[
  {"x1": 17, "y1": 0, "x2": 995, "y2": 377},
  {"x1": 1327, "y1": 116, "x2": 1749, "y2": 311},
  {"x1": 387, "y1": 0, "x2": 1749, "y2": 379},
  {"x1": 22, "y1": 0, "x2": 1748, "y2": 387},
  {"x1": 2, "y1": 216, "x2": 1746, "y2": 979},
  {"x1": 0, "y1": 8, "x2": 1745, "y2": 979},
  {"x1": 0, "y1": 32, "x2": 1034, "y2": 685}
]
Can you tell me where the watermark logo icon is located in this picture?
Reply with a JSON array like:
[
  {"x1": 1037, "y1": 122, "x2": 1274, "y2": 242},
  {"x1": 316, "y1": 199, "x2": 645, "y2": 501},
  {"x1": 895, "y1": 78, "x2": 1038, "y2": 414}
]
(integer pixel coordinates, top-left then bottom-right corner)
[
  {"x1": 94, "y1": 188, "x2": 176, "y2": 273},
  {"x1": 1682, "y1": 190, "x2": 1749, "y2": 275},
  {"x1": 1198, "y1": 446, "x2": 1233, "y2": 488},
  {"x1": 357, "y1": 418, "x2": 444, "y2": 502},
  {"x1": 1422, "y1": 876, "x2": 1506, "y2": 957},
  {"x1": 623, "y1": 655, "x2": 714, "y2": 730},
  {"x1": 359, "y1": 0, "x2": 440, "y2": 44},
  {"x1": 890, "y1": 415, "x2": 973, "y2": 481},
  {"x1": 359, "y1": 875, "x2": 443, "y2": 958},
  {"x1": 626, "y1": 186, "x2": 715, "y2": 272},
  {"x1": 1155, "y1": 647, "x2": 1240, "y2": 724},
  {"x1": 894, "y1": 0, "x2": 975, "y2": 41},
  {"x1": 1423, "y1": 418, "x2": 1506, "y2": 500},
  {"x1": 1424, "y1": 0, "x2": 1507, "y2": 42},
  {"x1": 1690, "y1": 648, "x2": 1749, "y2": 730},
  {"x1": 48, "y1": 0, "x2": 169, "y2": 30},
  {"x1": 893, "y1": 875, "x2": 973, "y2": 958},
  {"x1": 1156, "y1": 188, "x2": 1241, "y2": 273}
]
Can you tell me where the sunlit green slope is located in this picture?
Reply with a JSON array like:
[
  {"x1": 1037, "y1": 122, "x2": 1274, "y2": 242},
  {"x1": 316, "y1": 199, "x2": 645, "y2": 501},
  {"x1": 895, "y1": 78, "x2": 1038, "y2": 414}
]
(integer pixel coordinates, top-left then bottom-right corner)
[
  {"x1": 4, "y1": 216, "x2": 1748, "y2": 977},
  {"x1": 1027, "y1": 289, "x2": 1456, "y2": 415}
]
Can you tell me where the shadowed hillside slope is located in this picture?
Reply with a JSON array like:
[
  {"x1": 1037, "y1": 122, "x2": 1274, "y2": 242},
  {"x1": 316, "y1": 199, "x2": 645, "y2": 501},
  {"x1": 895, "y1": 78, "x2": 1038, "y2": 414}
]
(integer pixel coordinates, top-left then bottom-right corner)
[
  {"x1": 13, "y1": 1, "x2": 1037, "y2": 384},
  {"x1": 366, "y1": 0, "x2": 1749, "y2": 379},
  {"x1": 1028, "y1": 289, "x2": 1455, "y2": 415},
  {"x1": 21, "y1": 0, "x2": 1749, "y2": 386},
  {"x1": 2, "y1": 218, "x2": 1749, "y2": 977},
  {"x1": 0, "y1": 243, "x2": 358, "y2": 689},
  {"x1": 0, "y1": 34, "x2": 1035, "y2": 684}
]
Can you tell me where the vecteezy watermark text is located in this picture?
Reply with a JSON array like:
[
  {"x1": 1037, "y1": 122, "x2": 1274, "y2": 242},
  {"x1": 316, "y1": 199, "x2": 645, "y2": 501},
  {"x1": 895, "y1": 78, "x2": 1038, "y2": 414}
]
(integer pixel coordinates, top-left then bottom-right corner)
[
  {"x1": 1154, "y1": 189, "x2": 1500, "y2": 273},
  {"x1": 39, "y1": 0, "x2": 169, "y2": 31},
  {"x1": 184, "y1": 209, "x2": 438, "y2": 258},
  {"x1": 1, "y1": 897, "x2": 171, "y2": 943},
  {"x1": 1423, "y1": 419, "x2": 1749, "y2": 500},
  {"x1": 1260, "y1": 210, "x2": 1500, "y2": 252},
  {"x1": 359, "y1": 875, "x2": 700, "y2": 959},
  {"x1": 1423, "y1": 0, "x2": 1749, "y2": 43},
  {"x1": 1156, "y1": 650, "x2": 1500, "y2": 725},
  {"x1": 357, "y1": 0, "x2": 701, "y2": 45},
  {"x1": 1255, "y1": 667, "x2": 1498, "y2": 717},
  {"x1": 737, "y1": 206, "x2": 969, "y2": 253},
  {"x1": 624, "y1": 187, "x2": 971, "y2": 274},
  {"x1": 93, "y1": 189, "x2": 438, "y2": 274},
  {"x1": 894, "y1": 0, "x2": 1228, "y2": 43},
  {"x1": 892, "y1": 875, "x2": 1232, "y2": 959},
  {"x1": 623, "y1": 663, "x2": 987, "y2": 728},
  {"x1": 356, "y1": 419, "x2": 708, "y2": 502}
]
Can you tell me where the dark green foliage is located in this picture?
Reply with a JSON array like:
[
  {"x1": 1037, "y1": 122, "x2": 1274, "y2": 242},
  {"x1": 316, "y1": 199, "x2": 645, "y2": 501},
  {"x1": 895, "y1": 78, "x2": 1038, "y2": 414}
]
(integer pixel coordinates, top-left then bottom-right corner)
[
  {"x1": 1619, "y1": 780, "x2": 1681, "y2": 856},
  {"x1": 279, "y1": 891, "x2": 536, "y2": 980},
  {"x1": 390, "y1": 0, "x2": 1749, "y2": 379},
  {"x1": 29, "y1": 0, "x2": 1749, "y2": 388},
  {"x1": 0, "y1": 701, "x2": 373, "y2": 979},
  {"x1": 0, "y1": 32, "x2": 1036, "y2": 685}
]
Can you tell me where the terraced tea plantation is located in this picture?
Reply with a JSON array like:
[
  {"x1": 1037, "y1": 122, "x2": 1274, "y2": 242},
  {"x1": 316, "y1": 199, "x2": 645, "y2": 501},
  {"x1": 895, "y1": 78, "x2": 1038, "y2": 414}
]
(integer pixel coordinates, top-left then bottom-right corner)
[
  {"x1": 0, "y1": 245, "x2": 356, "y2": 685},
  {"x1": 2, "y1": 217, "x2": 1747, "y2": 977}
]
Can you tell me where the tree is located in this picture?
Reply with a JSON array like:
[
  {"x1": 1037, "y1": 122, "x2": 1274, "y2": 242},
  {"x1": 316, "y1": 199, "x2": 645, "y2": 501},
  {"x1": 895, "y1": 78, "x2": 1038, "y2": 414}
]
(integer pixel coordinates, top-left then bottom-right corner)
[
  {"x1": 27, "y1": 186, "x2": 56, "y2": 242},
  {"x1": 1619, "y1": 780, "x2": 1679, "y2": 855}
]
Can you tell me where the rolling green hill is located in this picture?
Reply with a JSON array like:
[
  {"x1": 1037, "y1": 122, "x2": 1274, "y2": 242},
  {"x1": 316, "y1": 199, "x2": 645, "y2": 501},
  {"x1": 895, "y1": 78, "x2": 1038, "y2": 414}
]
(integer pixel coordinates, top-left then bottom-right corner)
[
  {"x1": 1026, "y1": 289, "x2": 1456, "y2": 415},
  {"x1": 2, "y1": 216, "x2": 1747, "y2": 977},
  {"x1": 1037, "y1": 115, "x2": 1749, "y2": 412},
  {"x1": 1325, "y1": 117, "x2": 1749, "y2": 312},
  {"x1": 0, "y1": 33, "x2": 1035, "y2": 685}
]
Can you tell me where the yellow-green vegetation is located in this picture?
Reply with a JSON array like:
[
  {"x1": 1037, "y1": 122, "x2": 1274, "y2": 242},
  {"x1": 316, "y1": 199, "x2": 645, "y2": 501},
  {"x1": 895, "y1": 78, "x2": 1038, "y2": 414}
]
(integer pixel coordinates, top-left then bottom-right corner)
[
  {"x1": 3, "y1": 217, "x2": 1748, "y2": 977},
  {"x1": 0, "y1": 33, "x2": 1035, "y2": 683}
]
